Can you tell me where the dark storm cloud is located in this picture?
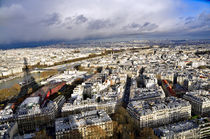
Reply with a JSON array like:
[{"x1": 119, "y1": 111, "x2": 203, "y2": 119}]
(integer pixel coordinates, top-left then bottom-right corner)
[
  {"x1": 125, "y1": 22, "x2": 158, "y2": 32},
  {"x1": 130, "y1": 23, "x2": 141, "y2": 29},
  {"x1": 141, "y1": 22, "x2": 158, "y2": 31},
  {"x1": 88, "y1": 19, "x2": 114, "y2": 30},
  {"x1": 75, "y1": 15, "x2": 88, "y2": 24},
  {"x1": 142, "y1": 22, "x2": 150, "y2": 27},
  {"x1": 63, "y1": 15, "x2": 88, "y2": 29},
  {"x1": 183, "y1": 12, "x2": 210, "y2": 31},
  {"x1": 41, "y1": 13, "x2": 62, "y2": 26},
  {"x1": 185, "y1": 17, "x2": 194, "y2": 24}
]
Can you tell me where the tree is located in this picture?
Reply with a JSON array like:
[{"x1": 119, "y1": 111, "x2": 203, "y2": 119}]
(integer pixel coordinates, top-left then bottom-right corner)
[
  {"x1": 34, "y1": 130, "x2": 51, "y2": 139},
  {"x1": 198, "y1": 65, "x2": 207, "y2": 69},
  {"x1": 138, "y1": 128, "x2": 158, "y2": 139},
  {"x1": 111, "y1": 106, "x2": 140, "y2": 138},
  {"x1": 40, "y1": 69, "x2": 58, "y2": 79}
]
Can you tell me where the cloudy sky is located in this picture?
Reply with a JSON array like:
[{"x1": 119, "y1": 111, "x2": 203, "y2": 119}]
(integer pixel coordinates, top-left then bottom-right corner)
[{"x1": 0, "y1": 0, "x2": 210, "y2": 44}]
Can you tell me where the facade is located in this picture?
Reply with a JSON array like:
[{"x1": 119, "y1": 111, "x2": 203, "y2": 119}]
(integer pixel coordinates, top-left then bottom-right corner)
[
  {"x1": 53, "y1": 95, "x2": 66, "y2": 114},
  {"x1": 183, "y1": 90, "x2": 210, "y2": 116},
  {"x1": 127, "y1": 97, "x2": 191, "y2": 128},
  {"x1": 17, "y1": 95, "x2": 65, "y2": 133},
  {"x1": 198, "y1": 118, "x2": 210, "y2": 139},
  {"x1": 154, "y1": 121, "x2": 200, "y2": 139},
  {"x1": 55, "y1": 110, "x2": 113, "y2": 139}
]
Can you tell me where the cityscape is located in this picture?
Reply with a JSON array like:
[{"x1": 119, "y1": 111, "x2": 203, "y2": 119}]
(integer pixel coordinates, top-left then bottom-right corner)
[
  {"x1": 0, "y1": 0, "x2": 210, "y2": 139},
  {"x1": 0, "y1": 40, "x2": 209, "y2": 138}
]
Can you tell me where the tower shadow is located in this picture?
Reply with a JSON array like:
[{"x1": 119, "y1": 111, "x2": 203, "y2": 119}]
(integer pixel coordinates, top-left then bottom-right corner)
[{"x1": 10, "y1": 57, "x2": 40, "y2": 110}]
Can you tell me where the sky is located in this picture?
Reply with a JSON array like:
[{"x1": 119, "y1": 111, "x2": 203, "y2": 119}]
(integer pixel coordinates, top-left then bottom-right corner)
[{"x1": 0, "y1": 0, "x2": 210, "y2": 45}]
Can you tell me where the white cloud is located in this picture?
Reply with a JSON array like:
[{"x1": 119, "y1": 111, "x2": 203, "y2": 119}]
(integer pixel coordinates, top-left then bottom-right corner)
[{"x1": 0, "y1": 0, "x2": 209, "y2": 44}]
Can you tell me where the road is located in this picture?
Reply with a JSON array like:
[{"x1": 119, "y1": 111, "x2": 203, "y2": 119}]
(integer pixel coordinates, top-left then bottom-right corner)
[{"x1": 122, "y1": 76, "x2": 131, "y2": 108}]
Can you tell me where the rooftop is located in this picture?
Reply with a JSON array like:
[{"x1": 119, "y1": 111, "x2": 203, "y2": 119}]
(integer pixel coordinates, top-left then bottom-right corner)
[
  {"x1": 154, "y1": 121, "x2": 199, "y2": 137},
  {"x1": 128, "y1": 97, "x2": 190, "y2": 116},
  {"x1": 184, "y1": 90, "x2": 210, "y2": 103},
  {"x1": 130, "y1": 87, "x2": 165, "y2": 101},
  {"x1": 56, "y1": 110, "x2": 112, "y2": 132}
]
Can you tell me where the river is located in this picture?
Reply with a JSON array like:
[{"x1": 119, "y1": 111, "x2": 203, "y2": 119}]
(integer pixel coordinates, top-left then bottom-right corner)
[
  {"x1": 0, "y1": 72, "x2": 41, "y2": 90},
  {"x1": 0, "y1": 62, "x2": 77, "y2": 90}
]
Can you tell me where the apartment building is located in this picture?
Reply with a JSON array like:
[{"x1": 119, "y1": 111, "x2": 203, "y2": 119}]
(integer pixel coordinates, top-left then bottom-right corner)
[
  {"x1": 55, "y1": 110, "x2": 113, "y2": 139},
  {"x1": 183, "y1": 90, "x2": 210, "y2": 116},
  {"x1": 127, "y1": 97, "x2": 191, "y2": 128}
]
